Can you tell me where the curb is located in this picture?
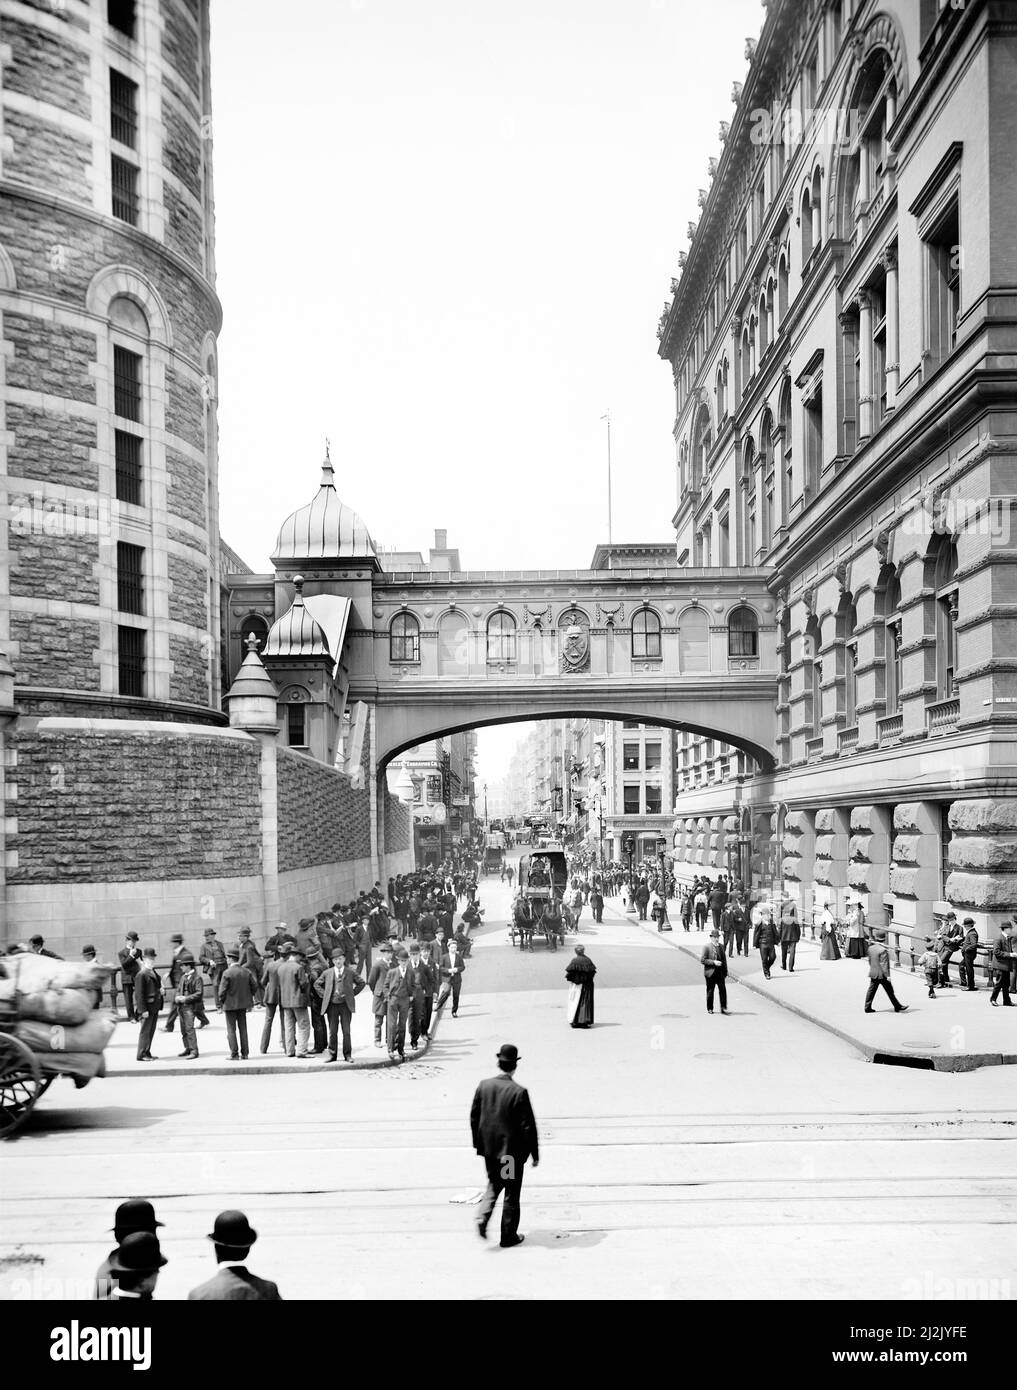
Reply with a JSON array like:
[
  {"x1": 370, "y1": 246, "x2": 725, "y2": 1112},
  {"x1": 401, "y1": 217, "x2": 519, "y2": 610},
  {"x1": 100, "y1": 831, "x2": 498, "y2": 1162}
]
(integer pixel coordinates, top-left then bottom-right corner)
[{"x1": 627, "y1": 908, "x2": 1017, "y2": 1073}]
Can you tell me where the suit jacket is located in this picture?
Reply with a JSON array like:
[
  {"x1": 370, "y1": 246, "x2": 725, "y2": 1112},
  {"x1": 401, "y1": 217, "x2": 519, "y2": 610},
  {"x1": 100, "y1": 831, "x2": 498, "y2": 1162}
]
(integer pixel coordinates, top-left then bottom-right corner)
[
  {"x1": 417, "y1": 952, "x2": 440, "y2": 989},
  {"x1": 168, "y1": 946, "x2": 188, "y2": 986},
  {"x1": 175, "y1": 966, "x2": 203, "y2": 1007},
  {"x1": 136, "y1": 965, "x2": 162, "y2": 1011},
  {"x1": 199, "y1": 939, "x2": 226, "y2": 973},
  {"x1": 187, "y1": 1266, "x2": 282, "y2": 1301},
  {"x1": 276, "y1": 958, "x2": 309, "y2": 1008},
  {"x1": 118, "y1": 946, "x2": 142, "y2": 979},
  {"x1": 700, "y1": 940, "x2": 728, "y2": 976},
  {"x1": 315, "y1": 965, "x2": 366, "y2": 1013},
  {"x1": 753, "y1": 920, "x2": 778, "y2": 949},
  {"x1": 261, "y1": 958, "x2": 282, "y2": 1007},
  {"x1": 368, "y1": 959, "x2": 390, "y2": 1002},
  {"x1": 218, "y1": 964, "x2": 256, "y2": 1011},
  {"x1": 779, "y1": 916, "x2": 801, "y2": 944},
  {"x1": 867, "y1": 943, "x2": 891, "y2": 980},
  {"x1": 440, "y1": 950, "x2": 465, "y2": 983},
  {"x1": 237, "y1": 940, "x2": 263, "y2": 978},
  {"x1": 264, "y1": 930, "x2": 295, "y2": 957},
  {"x1": 470, "y1": 1072, "x2": 539, "y2": 1164},
  {"x1": 383, "y1": 964, "x2": 415, "y2": 1003}
]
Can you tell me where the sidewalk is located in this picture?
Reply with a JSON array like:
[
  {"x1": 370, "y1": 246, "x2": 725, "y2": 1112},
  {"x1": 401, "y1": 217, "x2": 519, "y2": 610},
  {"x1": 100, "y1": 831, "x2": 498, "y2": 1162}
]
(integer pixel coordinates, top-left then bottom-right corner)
[{"x1": 612, "y1": 897, "x2": 1017, "y2": 1072}]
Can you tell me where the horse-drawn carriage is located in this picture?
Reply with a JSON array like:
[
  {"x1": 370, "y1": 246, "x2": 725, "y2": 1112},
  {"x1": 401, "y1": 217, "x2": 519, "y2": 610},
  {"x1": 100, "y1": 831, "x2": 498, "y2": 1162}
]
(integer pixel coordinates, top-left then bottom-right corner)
[
  {"x1": 509, "y1": 846, "x2": 576, "y2": 951},
  {"x1": 0, "y1": 952, "x2": 114, "y2": 1139}
]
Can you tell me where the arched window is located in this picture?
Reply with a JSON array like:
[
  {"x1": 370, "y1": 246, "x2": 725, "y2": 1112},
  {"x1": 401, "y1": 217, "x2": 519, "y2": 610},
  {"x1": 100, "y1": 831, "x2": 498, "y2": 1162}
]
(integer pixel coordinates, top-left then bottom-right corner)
[
  {"x1": 811, "y1": 167, "x2": 822, "y2": 251},
  {"x1": 777, "y1": 252, "x2": 789, "y2": 323},
  {"x1": 837, "y1": 592, "x2": 858, "y2": 726},
  {"x1": 801, "y1": 186, "x2": 813, "y2": 263},
  {"x1": 758, "y1": 291, "x2": 769, "y2": 355},
  {"x1": 692, "y1": 405, "x2": 712, "y2": 486},
  {"x1": 931, "y1": 535, "x2": 959, "y2": 698},
  {"x1": 390, "y1": 611, "x2": 420, "y2": 662},
  {"x1": 758, "y1": 409, "x2": 774, "y2": 554},
  {"x1": 742, "y1": 438, "x2": 756, "y2": 564},
  {"x1": 716, "y1": 365, "x2": 726, "y2": 421},
  {"x1": 631, "y1": 607, "x2": 662, "y2": 660},
  {"x1": 438, "y1": 611, "x2": 469, "y2": 674},
  {"x1": 240, "y1": 614, "x2": 269, "y2": 653},
  {"x1": 486, "y1": 610, "x2": 517, "y2": 664},
  {"x1": 678, "y1": 607, "x2": 709, "y2": 672},
  {"x1": 728, "y1": 606, "x2": 759, "y2": 657},
  {"x1": 778, "y1": 378, "x2": 792, "y2": 522},
  {"x1": 881, "y1": 568, "x2": 902, "y2": 714}
]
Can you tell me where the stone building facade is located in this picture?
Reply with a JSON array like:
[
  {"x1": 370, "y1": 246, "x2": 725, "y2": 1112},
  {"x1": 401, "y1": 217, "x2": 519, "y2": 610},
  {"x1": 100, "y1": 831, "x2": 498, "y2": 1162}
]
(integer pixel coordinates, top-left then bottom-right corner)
[{"x1": 658, "y1": 0, "x2": 1017, "y2": 943}]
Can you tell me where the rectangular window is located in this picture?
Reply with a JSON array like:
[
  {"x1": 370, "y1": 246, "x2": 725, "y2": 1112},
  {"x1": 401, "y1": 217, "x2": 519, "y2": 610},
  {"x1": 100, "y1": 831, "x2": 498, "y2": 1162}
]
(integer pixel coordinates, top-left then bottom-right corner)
[
  {"x1": 110, "y1": 70, "x2": 138, "y2": 148},
  {"x1": 117, "y1": 625, "x2": 144, "y2": 697},
  {"x1": 939, "y1": 803, "x2": 953, "y2": 899},
  {"x1": 117, "y1": 541, "x2": 144, "y2": 615},
  {"x1": 926, "y1": 202, "x2": 960, "y2": 365},
  {"x1": 113, "y1": 346, "x2": 142, "y2": 422},
  {"x1": 645, "y1": 783, "x2": 662, "y2": 815},
  {"x1": 622, "y1": 743, "x2": 640, "y2": 771},
  {"x1": 644, "y1": 742, "x2": 662, "y2": 771},
  {"x1": 870, "y1": 280, "x2": 887, "y2": 429},
  {"x1": 839, "y1": 310, "x2": 859, "y2": 454},
  {"x1": 287, "y1": 703, "x2": 306, "y2": 748},
  {"x1": 718, "y1": 513, "x2": 730, "y2": 566},
  {"x1": 111, "y1": 154, "x2": 139, "y2": 226},
  {"x1": 804, "y1": 385, "x2": 823, "y2": 496},
  {"x1": 623, "y1": 784, "x2": 640, "y2": 816},
  {"x1": 115, "y1": 430, "x2": 142, "y2": 505},
  {"x1": 802, "y1": 48, "x2": 817, "y2": 116},
  {"x1": 108, "y1": 0, "x2": 137, "y2": 38},
  {"x1": 623, "y1": 721, "x2": 639, "y2": 729}
]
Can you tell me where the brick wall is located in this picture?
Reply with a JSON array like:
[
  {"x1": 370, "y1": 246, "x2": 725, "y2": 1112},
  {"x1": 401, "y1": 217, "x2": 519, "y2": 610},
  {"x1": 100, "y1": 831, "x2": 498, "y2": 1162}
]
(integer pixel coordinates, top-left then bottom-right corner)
[
  {"x1": 384, "y1": 792, "x2": 410, "y2": 852},
  {"x1": 9, "y1": 530, "x2": 99, "y2": 604},
  {"x1": 168, "y1": 633, "x2": 209, "y2": 704},
  {"x1": 6, "y1": 403, "x2": 98, "y2": 489},
  {"x1": 3, "y1": 109, "x2": 91, "y2": 203},
  {"x1": 7, "y1": 727, "x2": 262, "y2": 884},
  {"x1": 161, "y1": 0, "x2": 201, "y2": 99},
  {"x1": 277, "y1": 752, "x2": 373, "y2": 871},
  {"x1": 165, "y1": 364, "x2": 205, "y2": 450},
  {"x1": 0, "y1": 194, "x2": 218, "y2": 363},
  {"x1": 4, "y1": 312, "x2": 96, "y2": 404},
  {"x1": 2, "y1": 17, "x2": 90, "y2": 118},
  {"x1": 168, "y1": 552, "x2": 208, "y2": 627},
  {"x1": 10, "y1": 614, "x2": 100, "y2": 689}
]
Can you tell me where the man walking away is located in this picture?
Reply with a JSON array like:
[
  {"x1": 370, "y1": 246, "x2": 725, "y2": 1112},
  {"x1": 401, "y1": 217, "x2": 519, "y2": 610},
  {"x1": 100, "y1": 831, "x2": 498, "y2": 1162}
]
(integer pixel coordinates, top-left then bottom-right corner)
[
  {"x1": 700, "y1": 927, "x2": 730, "y2": 1015},
  {"x1": 95, "y1": 1200, "x2": 164, "y2": 1299},
  {"x1": 259, "y1": 949, "x2": 283, "y2": 1053},
  {"x1": 864, "y1": 931, "x2": 910, "y2": 1014},
  {"x1": 218, "y1": 947, "x2": 256, "y2": 1060},
  {"x1": 188, "y1": 1210, "x2": 282, "y2": 1301},
  {"x1": 384, "y1": 948, "x2": 414, "y2": 1059},
  {"x1": 277, "y1": 943, "x2": 311, "y2": 1058},
  {"x1": 708, "y1": 880, "x2": 728, "y2": 933},
  {"x1": 470, "y1": 1044, "x2": 539, "y2": 1249},
  {"x1": 135, "y1": 949, "x2": 163, "y2": 1061}
]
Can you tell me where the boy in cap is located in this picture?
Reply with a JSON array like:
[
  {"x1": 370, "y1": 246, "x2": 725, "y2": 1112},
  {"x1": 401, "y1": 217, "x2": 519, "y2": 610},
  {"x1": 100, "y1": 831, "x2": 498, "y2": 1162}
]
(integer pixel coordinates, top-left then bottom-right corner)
[
  {"x1": 919, "y1": 938, "x2": 940, "y2": 999},
  {"x1": 187, "y1": 1210, "x2": 281, "y2": 1301},
  {"x1": 95, "y1": 1199, "x2": 163, "y2": 1299}
]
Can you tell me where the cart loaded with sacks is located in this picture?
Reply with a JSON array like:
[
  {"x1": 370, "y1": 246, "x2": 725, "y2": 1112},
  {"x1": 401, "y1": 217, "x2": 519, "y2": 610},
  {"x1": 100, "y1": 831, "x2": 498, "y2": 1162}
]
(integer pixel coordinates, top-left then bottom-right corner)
[{"x1": 0, "y1": 951, "x2": 116, "y2": 1138}]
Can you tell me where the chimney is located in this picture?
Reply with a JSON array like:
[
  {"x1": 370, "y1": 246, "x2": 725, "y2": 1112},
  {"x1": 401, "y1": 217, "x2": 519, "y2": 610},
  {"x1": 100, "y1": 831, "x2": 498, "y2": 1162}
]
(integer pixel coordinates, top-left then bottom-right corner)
[{"x1": 434, "y1": 528, "x2": 447, "y2": 550}]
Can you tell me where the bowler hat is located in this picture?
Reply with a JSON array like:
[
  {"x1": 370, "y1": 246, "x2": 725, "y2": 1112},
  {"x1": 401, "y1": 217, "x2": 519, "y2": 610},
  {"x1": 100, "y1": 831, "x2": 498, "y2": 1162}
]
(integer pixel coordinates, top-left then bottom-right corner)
[
  {"x1": 178, "y1": 950, "x2": 195, "y2": 965},
  {"x1": 170, "y1": 933, "x2": 183, "y2": 944},
  {"x1": 110, "y1": 1199, "x2": 163, "y2": 1235},
  {"x1": 497, "y1": 1043, "x2": 520, "y2": 1065},
  {"x1": 107, "y1": 1231, "x2": 167, "y2": 1275},
  {"x1": 207, "y1": 1209, "x2": 257, "y2": 1248},
  {"x1": 408, "y1": 942, "x2": 420, "y2": 953},
  {"x1": 126, "y1": 931, "x2": 139, "y2": 941},
  {"x1": 29, "y1": 935, "x2": 44, "y2": 946},
  {"x1": 204, "y1": 927, "x2": 216, "y2": 936},
  {"x1": 82, "y1": 945, "x2": 96, "y2": 956},
  {"x1": 227, "y1": 947, "x2": 240, "y2": 959},
  {"x1": 962, "y1": 917, "x2": 975, "y2": 927}
]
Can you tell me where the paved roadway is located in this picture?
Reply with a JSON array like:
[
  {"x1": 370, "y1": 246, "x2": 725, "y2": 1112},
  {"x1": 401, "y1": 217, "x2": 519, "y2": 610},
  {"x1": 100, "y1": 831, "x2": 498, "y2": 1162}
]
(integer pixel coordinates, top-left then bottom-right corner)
[{"x1": 2, "y1": 857, "x2": 1016, "y2": 1301}]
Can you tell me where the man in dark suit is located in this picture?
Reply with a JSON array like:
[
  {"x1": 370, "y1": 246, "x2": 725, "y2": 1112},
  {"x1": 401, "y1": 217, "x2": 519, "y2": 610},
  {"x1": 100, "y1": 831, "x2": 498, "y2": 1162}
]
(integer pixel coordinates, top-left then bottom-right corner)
[
  {"x1": 277, "y1": 944, "x2": 311, "y2": 1057},
  {"x1": 470, "y1": 1043, "x2": 539, "y2": 1248},
  {"x1": 384, "y1": 947, "x2": 414, "y2": 1059},
  {"x1": 135, "y1": 949, "x2": 162, "y2": 1061},
  {"x1": 264, "y1": 922, "x2": 295, "y2": 957},
  {"x1": 367, "y1": 944, "x2": 394, "y2": 1049},
  {"x1": 404, "y1": 942, "x2": 433, "y2": 1050},
  {"x1": 217, "y1": 948, "x2": 257, "y2": 1060},
  {"x1": 864, "y1": 932, "x2": 910, "y2": 1013},
  {"x1": 29, "y1": 933, "x2": 63, "y2": 959},
  {"x1": 95, "y1": 1199, "x2": 163, "y2": 1299},
  {"x1": 417, "y1": 940, "x2": 440, "y2": 1038},
  {"x1": 259, "y1": 949, "x2": 283, "y2": 1053},
  {"x1": 117, "y1": 932, "x2": 142, "y2": 1021},
  {"x1": 165, "y1": 934, "x2": 209, "y2": 1032},
  {"x1": 437, "y1": 937, "x2": 466, "y2": 1017},
  {"x1": 779, "y1": 903, "x2": 801, "y2": 972},
  {"x1": 174, "y1": 952, "x2": 203, "y2": 1059},
  {"x1": 199, "y1": 928, "x2": 227, "y2": 1010},
  {"x1": 236, "y1": 928, "x2": 264, "y2": 1004},
  {"x1": 187, "y1": 1210, "x2": 282, "y2": 1301},
  {"x1": 314, "y1": 954, "x2": 366, "y2": 1062}
]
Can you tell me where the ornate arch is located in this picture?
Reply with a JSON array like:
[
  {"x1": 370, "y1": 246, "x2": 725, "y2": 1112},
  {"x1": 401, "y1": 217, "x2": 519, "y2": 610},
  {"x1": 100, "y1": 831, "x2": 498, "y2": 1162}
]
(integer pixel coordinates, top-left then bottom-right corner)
[{"x1": 86, "y1": 265, "x2": 173, "y2": 348}]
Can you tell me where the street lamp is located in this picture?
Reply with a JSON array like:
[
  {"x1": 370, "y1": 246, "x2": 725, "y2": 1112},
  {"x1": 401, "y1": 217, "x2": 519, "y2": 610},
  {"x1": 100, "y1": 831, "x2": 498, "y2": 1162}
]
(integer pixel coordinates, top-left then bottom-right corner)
[
  {"x1": 656, "y1": 832, "x2": 669, "y2": 901},
  {"x1": 622, "y1": 833, "x2": 635, "y2": 891}
]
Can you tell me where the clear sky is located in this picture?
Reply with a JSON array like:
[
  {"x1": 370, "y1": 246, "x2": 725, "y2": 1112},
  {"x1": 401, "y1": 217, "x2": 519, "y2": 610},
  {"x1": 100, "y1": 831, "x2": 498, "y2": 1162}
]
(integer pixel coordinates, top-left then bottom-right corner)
[{"x1": 208, "y1": 0, "x2": 763, "y2": 780}]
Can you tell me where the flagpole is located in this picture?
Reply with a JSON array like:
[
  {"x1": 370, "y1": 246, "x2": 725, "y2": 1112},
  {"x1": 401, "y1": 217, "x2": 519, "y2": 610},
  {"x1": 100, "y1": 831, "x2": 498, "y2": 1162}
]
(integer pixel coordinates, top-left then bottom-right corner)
[{"x1": 601, "y1": 411, "x2": 612, "y2": 557}]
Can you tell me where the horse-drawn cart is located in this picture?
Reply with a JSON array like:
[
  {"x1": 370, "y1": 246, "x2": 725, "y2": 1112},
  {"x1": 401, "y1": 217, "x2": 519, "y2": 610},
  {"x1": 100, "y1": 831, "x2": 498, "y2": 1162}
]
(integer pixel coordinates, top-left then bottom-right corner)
[
  {"x1": 0, "y1": 954, "x2": 114, "y2": 1139},
  {"x1": 510, "y1": 847, "x2": 572, "y2": 951}
]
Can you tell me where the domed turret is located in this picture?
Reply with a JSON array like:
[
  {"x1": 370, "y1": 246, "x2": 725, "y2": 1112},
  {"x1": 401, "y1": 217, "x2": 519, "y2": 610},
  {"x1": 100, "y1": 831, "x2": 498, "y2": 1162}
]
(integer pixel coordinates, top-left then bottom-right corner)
[
  {"x1": 263, "y1": 576, "x2": 330, "y2": 659},
  {"x1": 272, "y1": 445, "x2": 378, "y2": 566}
]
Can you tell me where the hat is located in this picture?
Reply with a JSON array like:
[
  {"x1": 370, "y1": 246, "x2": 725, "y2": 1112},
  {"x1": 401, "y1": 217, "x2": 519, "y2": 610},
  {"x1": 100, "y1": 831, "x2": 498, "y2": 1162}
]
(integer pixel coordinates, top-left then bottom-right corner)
[
  {"x1": 82, "y1": 945, "x2": 96, "y2": 956},
  {"x1": 962, "y1": 917, "x2": 975, "y2": 927},
  {"x1": 395, "y1": 948, "x2": 408, "y2": 960},
  {"x1": 29, "y1": 935, "x2": 44, "y2": 946},
  {"x1": 227, "y1": 947, "x2": 240, "y2": 959},
  {"x1": 279, "y1": 942, "x2": 294, "y2": 955},
  {"x1": 709, "y1": 928, "x2": 720, "y2": 937},
  {"x1": 945, "y1": 910, "x2": 957, "y2": 919},
  {"x1": 107, "y1": 1231, "x2": 168, "y2": 1275},
  {"x1": 126, "y1": 931, "x2": 139, "y2": 941},
  {"x1": 204, "y1": 928, "x2": 216, "y2": 937},
  {"x1": 207, "y1": 1209, "x2": 257, "y2": 1248},
  {"x1": 178, "y1": 951, "x2": 195, "y2": 965},
  {"x1": 408, "y1": 943, "x2": 420, "y2": 953},
  {"x1": 111, "y1": 1199, "x2": 163, "y2": 1235},
  {"x1": 497, "y1": 1043, "x2": 519, "y2": 1065},
  {"x1": 170, "y1": 933, "x2": 184, "y2": 944}
]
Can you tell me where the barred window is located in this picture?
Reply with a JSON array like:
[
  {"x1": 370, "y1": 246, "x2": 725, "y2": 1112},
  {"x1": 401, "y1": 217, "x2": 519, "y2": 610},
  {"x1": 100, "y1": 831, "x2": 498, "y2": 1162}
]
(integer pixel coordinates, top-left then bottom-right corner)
[
  {"x1": 113, "y1": 346, "x2": 142, "y2": 421},
  {"x1": 111, "y1": 155, "x2": 139, "y2": 226},
  {"x1": 288, "y1": 704, "x2": 306, "y2": 748},
  {"x1": 110, "y1": 70, "x2": 138, "y2": 148},
  {"x1": 115, "y1": 430, "x2": 142, "y2": 505},
  {"x1": 390, "y1": 612, "x2": 420, "y2": 663},
  {"x1": 108, "y1": 0, "x2": 137, "y2": 38},
  {"x1": 117, "y1": 625, "x2": 144, "y2": 697},
  {"x1": 117, "y1": 541, "x2": 144, "y2": 615}
]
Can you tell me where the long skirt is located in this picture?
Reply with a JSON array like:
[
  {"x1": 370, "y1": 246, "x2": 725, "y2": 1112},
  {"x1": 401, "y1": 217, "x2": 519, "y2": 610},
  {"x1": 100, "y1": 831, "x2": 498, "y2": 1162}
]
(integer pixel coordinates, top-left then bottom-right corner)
[
  {"x1": 567, "y1": 979, "x2": 595, "y2": 1028},
  {"x1": 820, "y1": 931, "x2": 841, "y2": 961},
  {"x1": 845, "y1": 935, "x2": 866, "y2": 959}
]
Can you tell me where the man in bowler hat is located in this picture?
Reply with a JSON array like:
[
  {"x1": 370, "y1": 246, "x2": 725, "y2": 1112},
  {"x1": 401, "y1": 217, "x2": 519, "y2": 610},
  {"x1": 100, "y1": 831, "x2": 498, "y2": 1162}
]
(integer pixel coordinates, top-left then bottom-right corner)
[
  {"x1": 95, "y1": 1200, "x2": 163, "y2": 1299},
  {"x1": 470, "y1": 1043, "x2": 539, "y2": 1248},
  {"x1": 218, "y1": 947, "x2": 257, "y2": 1060},
  {"x1": 864, "y1": 931, "x2": 910, "y2": 1013},
  {"x1": 187, "y1": 1210, "x2": 282, "y2": 1300},
  {"x1": 102, "y1": 1232, "x2": 167, "y2": 1301}
]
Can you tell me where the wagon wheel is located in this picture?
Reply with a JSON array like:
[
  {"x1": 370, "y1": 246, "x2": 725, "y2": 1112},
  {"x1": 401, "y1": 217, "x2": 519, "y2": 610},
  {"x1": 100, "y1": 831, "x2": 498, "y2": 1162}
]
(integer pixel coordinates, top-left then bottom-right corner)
[{"x1": 0, "y1": 1034, "x2": 43, "y2": 1139}]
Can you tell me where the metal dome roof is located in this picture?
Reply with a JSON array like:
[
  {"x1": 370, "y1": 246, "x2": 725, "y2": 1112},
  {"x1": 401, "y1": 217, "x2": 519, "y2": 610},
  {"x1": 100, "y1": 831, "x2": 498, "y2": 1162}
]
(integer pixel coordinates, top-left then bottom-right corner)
[
  {"x1": 263, "y1": 577, "x2": 331, "y2": 659},
  {"x1": 272, "y1": 448, "x2": 377, "y2": 564}
]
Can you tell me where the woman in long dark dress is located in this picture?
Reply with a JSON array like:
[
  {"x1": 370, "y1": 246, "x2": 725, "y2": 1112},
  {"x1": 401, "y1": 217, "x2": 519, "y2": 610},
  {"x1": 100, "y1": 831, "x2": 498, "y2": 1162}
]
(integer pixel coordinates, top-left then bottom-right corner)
[{"x1": 566, "y1": 945, "x2": 596, "y2": 1028}]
